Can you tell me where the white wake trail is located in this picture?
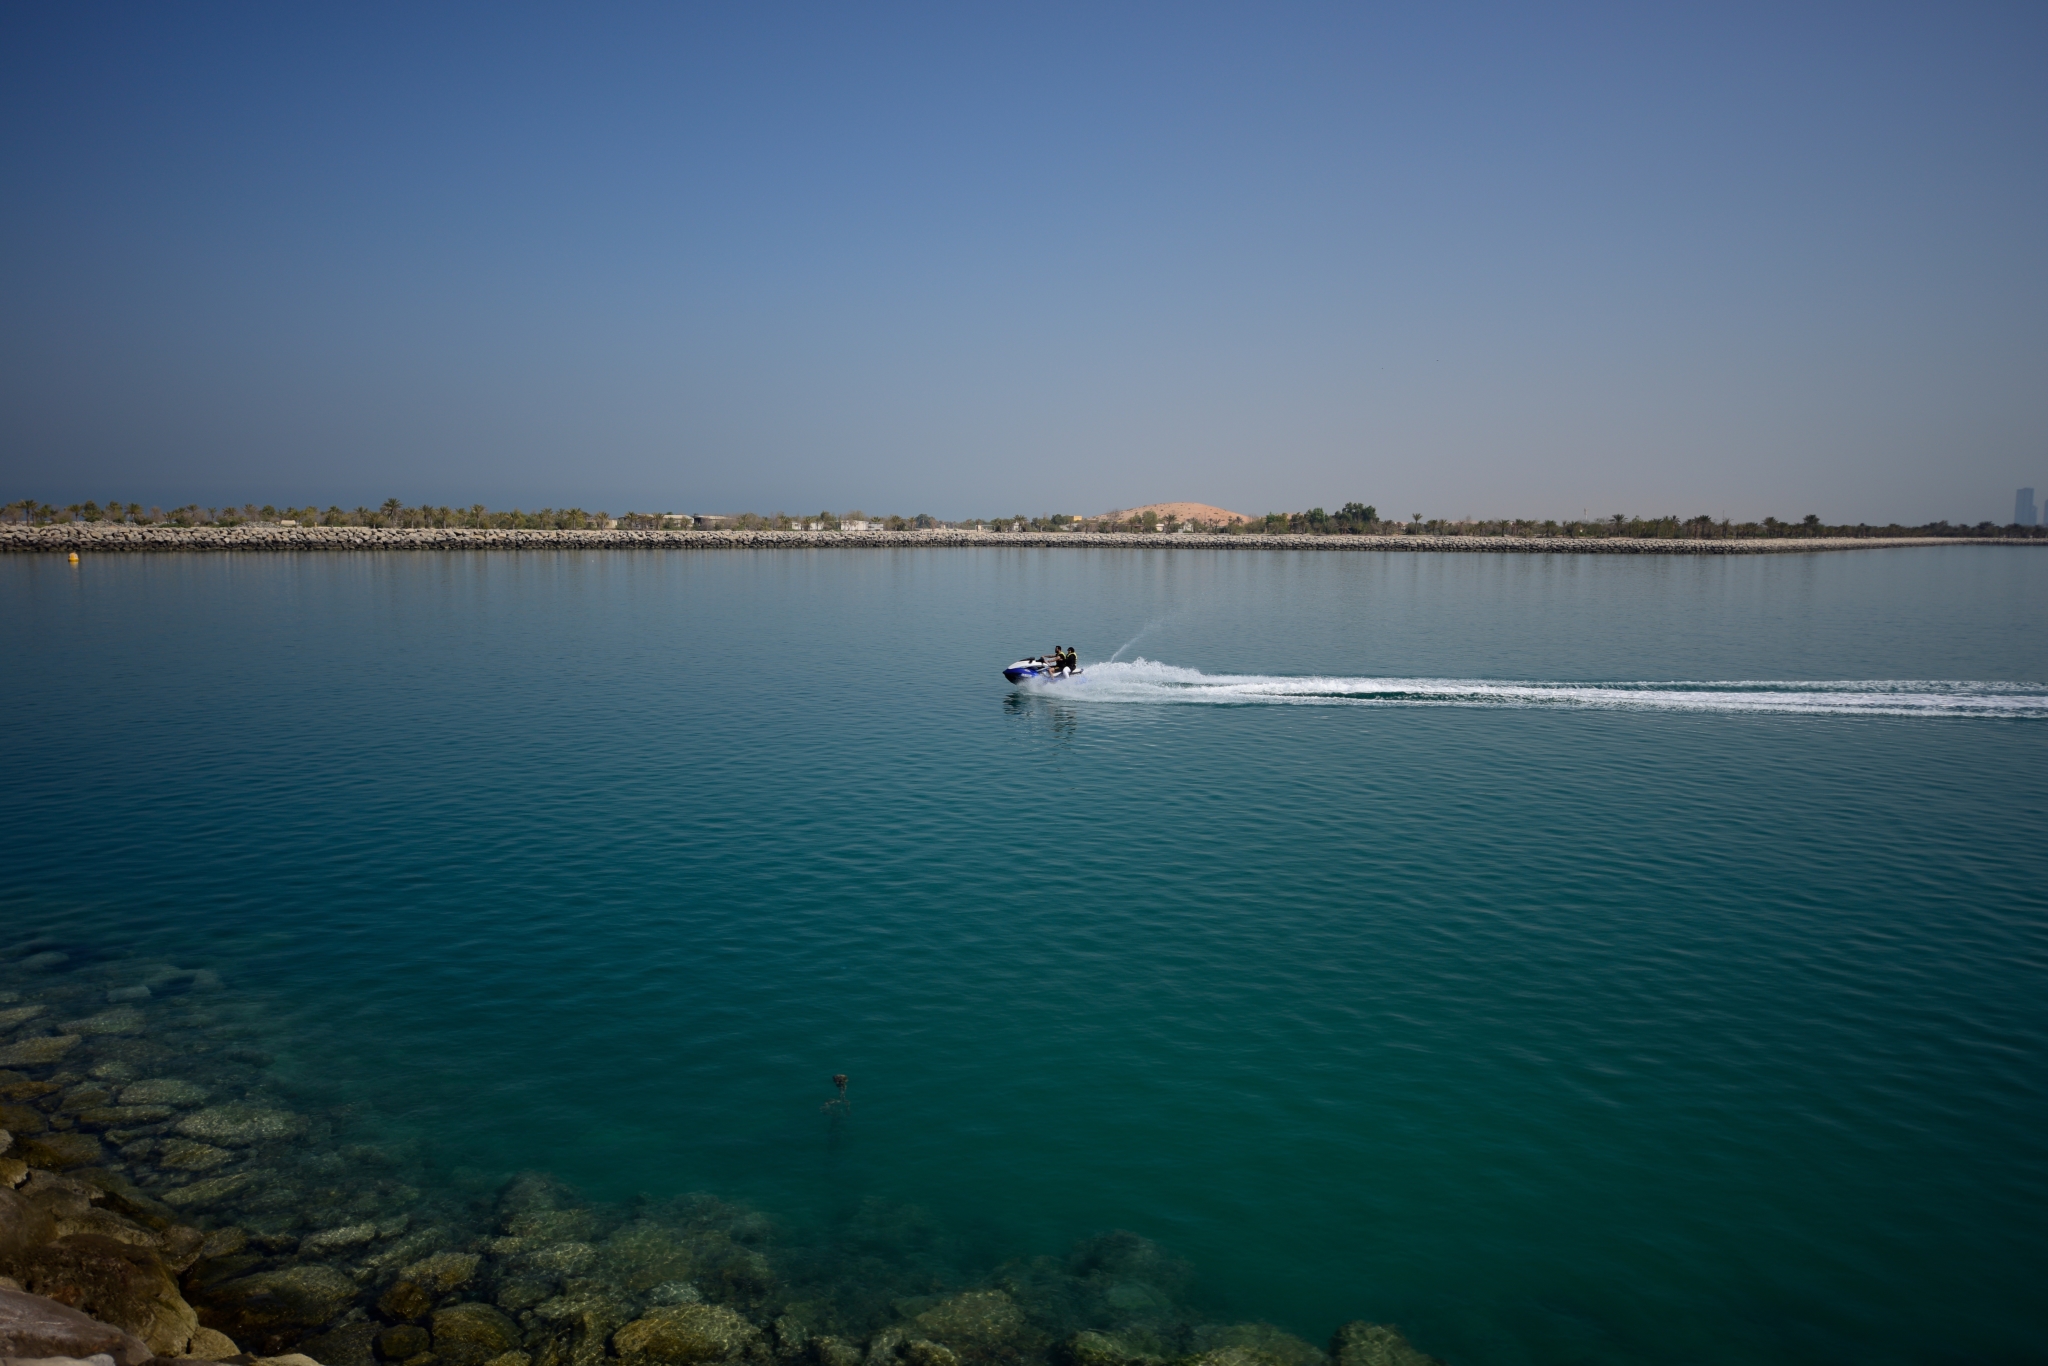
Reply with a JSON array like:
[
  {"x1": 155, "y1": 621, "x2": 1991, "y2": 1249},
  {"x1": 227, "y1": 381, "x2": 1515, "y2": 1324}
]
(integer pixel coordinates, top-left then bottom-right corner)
[{"x1": 1024, "y1": 659, "x2": 2048, "y2": 718}]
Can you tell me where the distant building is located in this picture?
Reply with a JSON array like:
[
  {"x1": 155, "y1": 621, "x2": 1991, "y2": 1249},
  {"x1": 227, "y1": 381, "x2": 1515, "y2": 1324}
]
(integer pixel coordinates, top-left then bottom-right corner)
[
  {"x1": 2018, "y1": 488, "x2": 2039, "y2": 527},
  {"x1": 841, "y1": 519, "x2": 874, "y2": 531}
]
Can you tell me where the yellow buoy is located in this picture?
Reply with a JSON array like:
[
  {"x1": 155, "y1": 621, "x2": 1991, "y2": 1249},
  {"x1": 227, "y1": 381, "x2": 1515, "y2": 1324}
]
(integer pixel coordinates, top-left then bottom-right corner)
[{"x1": 68, "y1": 551, "x2": 79, "y2": 563}]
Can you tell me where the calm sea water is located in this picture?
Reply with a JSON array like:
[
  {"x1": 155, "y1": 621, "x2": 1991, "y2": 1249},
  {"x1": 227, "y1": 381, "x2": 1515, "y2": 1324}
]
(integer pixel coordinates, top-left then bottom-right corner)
[{"x1": 4, "y1": 546, "x2": 2046, "y2": 1365}]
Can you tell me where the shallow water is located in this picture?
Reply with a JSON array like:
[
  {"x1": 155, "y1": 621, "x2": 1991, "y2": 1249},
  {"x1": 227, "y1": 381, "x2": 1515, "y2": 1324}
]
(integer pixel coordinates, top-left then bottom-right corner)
[{"x1": 3, "y1": 546, "x2": 2046, "y2": 1365}]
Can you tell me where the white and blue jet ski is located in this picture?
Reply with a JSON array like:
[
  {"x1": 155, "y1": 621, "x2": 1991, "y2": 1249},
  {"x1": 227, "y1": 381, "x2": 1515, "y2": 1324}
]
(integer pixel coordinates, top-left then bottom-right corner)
[{"x1": 1003, "y1": 655, "x2": 1085, "y2": 684}]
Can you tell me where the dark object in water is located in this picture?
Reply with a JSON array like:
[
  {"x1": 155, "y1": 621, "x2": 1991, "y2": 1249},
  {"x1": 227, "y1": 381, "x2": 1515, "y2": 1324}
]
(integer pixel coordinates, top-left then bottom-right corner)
[
  {"x1": 1003, "y1": 654, "x2": 1084, "y2": 684},
  {"x1": 824, "y1": 1073, "x2": 850, "y2": 1114}
]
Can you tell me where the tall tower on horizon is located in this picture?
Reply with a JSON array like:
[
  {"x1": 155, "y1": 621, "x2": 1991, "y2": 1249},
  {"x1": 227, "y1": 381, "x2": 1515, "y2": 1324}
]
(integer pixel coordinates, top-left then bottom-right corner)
[{"x1": 2017, "y1": 487, "x2": 2039, "y2": 527}]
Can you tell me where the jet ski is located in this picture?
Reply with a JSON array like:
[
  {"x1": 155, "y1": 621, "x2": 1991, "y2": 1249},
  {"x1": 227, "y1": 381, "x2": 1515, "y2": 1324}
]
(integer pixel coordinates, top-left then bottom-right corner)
[{"x1": 1004, "y1": 656, "x2": 1084, "y2": 684}]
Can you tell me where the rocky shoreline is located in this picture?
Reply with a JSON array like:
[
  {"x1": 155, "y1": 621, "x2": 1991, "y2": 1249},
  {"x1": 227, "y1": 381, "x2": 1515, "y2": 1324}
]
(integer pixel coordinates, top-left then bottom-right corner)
[
  {"x1": 0, "y1": 948, "x2": 1440, "y2": 1366},
  {"x1": 0, "y1": 526, "x2": 2022, "y2": 556}
]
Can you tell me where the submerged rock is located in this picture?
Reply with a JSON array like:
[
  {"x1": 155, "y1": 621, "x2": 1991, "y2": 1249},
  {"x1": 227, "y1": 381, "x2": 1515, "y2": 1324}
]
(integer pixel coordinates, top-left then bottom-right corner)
[
  {"x1": 160, "y1": 1175, "x2": 252, "y2": 1209},
  {"x1": 156, "y1": 1141, "x2": 233, "y2": 1173},
  {"x1": 1, "y1": 1232, "x2": 200, "y2": 1354},
  {"x1": 172, "y1": 1107, "x2": 305, "y2": 1146},
  {"x1": 0, "y1": 1007, "x2": 48, "y2": 1031},
  {"x1": 0, "y1": 1104, "x2": 48, "y2": 1136},
  {"x1": 0, "y1": 1037, "x2": 81, "y2": 1068},
  {"x1": 377, "y1": 1324, "x2": 431, "y2": 1359},
  {"x1": 600, "y1": 1224, "x2": 695, "y2": 1291},
  {"x1": 910, "y1": 1292, "x2": 1032, "y2": 1360},
  {"x1": 494, "y1": 1276, "x2": 553, "y2": 1313},
  {"x1": 1061, "y1": 1331, "x2": 1165, "y2": 1366},
  {"x1": 645, "y1": 1282, "x2": 702, "y2": 1307},
  {"x1": 431, "y1": 1302, "x2": 521, "y2": 1365},
  {"x1": 118, "y1": 1080, "x2": 208, "y2": 1108},
  {"x1": 903, "y1": 1343, "x2": 958, "y2": 1366},
  {"x1": 613, "y1": 1304, "x2": 763, "y2": 1366},
  {"x1": 196, "y1": 1263, "x2": 356, "y2": 1342},
  {"x1": 399, "y1": 1251, "x2": 480, "y2": 1295},
  {"x1": 1326, "y1": 1323, "x2": 1437, "y2": 1366},
  {"x1": 74, "y1": 1106, "x2": 176, "y2": 1127},
  {"x1": 58, "y1": 1010, "x2": 147, "y2": 1038},
  {"x1": 1182, "y1": 1326, "x2": 1326, "y2": 1366},
  {"x1": 377, "y1": 1281, "x2": 436, "y2": 1322},
  {"x1": 300, "y1": 1223, "x2": 378, "y2": 1256},
  {"x1": 19, "y1": 1134, "x2": 106, "y2": 1171},
  {"x1": 810, "y1": 1338, "x2": 862, "y2": 1366},
  {"x1": 298, "y1": 1322, "x2": 378, "y2": 1366},
  {"x1": 524, "y1": 1243, "x2": 596, "y2": 1277}
]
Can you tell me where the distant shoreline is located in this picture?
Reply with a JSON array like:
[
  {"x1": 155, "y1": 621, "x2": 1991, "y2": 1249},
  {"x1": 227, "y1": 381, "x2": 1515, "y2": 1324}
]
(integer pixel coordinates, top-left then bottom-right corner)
[{"x1": 2, "y1": 525, "x2": 2035, "y2": 555}]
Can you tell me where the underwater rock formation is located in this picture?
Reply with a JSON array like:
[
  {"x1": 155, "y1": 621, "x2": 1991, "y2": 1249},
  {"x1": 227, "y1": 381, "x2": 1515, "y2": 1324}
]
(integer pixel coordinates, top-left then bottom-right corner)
[{"x1": 0, "y1": 947, "x2": 1444, "y2": 1366}]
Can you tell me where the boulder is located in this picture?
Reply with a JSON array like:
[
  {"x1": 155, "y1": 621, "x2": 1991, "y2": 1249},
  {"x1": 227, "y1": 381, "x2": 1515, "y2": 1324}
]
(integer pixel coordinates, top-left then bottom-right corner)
[
  {"x1": 492, "y1": 1277, "x2": 551, "y2": 1314},
  {"x1": 194, "y1": 1264, "x2": 356, "y2": 1345},
  {"x1": 810, "y1": 1338, "x2": 861, "y2": 1366},
  {"x1": 18, "y1": 1136, "x2": 105, "y2": 1172},
  {"x1": 1325, "y1": 1324, "x2": 1436, "y2": 1366},
  {"x1": 1184, "y1": 1326, "x2": 1323, "y2": 1366},
  {"x1": 0, "y1": 1235, "x2": 198, "y2": 1355},
  {"x1": 0, "y1": 1008, "x2": 48, "y2": 1032},
  {"x1": 909, "y1": 1293, "x2": 1031, "y2": 1359},
  {"x1": 902, "y1": 1344, "x2": 957, "y2": 1366},
  {"x1": 1061, "y1": 1331, "x2": 1165, "y2": 1366},
  {"x1": 376, "y1": 1324, "x2": 431, "y2": 1360},
  {"x1": 613, "y1": 1304, "x2": 762, "y2": 1366},
  {"x1": 186, "y1": 1325, "x2": 239, "y2": 1359},
  {"x1": 397, "y1": 1253, "x2": 478, "y2": 1295},
  {"x1": 0, "y1": 1286, "x2": 153, "y2": 1366},
  {"x1": 431, "y1": 1303, "x2": 521, "y2": 1366},
  {"x1": 0, "y1": 1109, "x2": 48, "y2": 1138},
  {"x1": 0, "y1": 1187, "x2": 57, "y2": 1255},
  {"x1": 298, "y1": 1320, "x2": 378, "y2": 1366},
  {"x1": 375, "y1": 1283, "x2": 433, "y2": 1323}
]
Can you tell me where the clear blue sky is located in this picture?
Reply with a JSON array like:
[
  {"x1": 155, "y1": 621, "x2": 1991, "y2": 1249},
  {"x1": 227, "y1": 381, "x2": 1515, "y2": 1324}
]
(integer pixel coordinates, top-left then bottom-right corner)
[{"x1": 3, "y1": 2, "x2": 2044, "y2": 522}]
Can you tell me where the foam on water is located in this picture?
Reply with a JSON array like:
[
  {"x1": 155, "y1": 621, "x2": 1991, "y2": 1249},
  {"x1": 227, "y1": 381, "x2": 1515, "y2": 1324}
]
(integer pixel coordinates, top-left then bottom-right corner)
[{"x1": 1031, "y1": 658, "x2": 2048, "y2": 717}]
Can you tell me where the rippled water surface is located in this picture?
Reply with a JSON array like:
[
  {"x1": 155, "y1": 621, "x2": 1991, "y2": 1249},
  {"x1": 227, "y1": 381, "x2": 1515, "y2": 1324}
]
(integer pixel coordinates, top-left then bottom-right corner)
[{"x1": 4, "y1": 546, "x2": 2046, "y2": 1365}]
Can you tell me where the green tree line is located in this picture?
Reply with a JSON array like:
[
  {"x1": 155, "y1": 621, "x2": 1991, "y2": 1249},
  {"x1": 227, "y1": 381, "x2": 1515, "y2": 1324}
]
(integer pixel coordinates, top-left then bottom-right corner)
[{"x1": 6, "y1": 498, "x2": 2044, "y2": 540}]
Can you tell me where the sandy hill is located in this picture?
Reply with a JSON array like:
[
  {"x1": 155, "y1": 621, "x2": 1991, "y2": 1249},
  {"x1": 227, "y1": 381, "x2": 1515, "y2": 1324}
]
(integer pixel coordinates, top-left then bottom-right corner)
[{"x1": 1099, "y1": 501, "x2": 1256, "y2": 525}]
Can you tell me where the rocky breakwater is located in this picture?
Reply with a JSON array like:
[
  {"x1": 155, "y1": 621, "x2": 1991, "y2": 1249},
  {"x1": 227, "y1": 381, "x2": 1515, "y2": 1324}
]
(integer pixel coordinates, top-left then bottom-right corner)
[
  {"x1": 0, "y1": 525, "x2": 2010, "y2": 555},
  {"x1": 0, "y1": 946, "x2": 1443, "y2": 1366}
]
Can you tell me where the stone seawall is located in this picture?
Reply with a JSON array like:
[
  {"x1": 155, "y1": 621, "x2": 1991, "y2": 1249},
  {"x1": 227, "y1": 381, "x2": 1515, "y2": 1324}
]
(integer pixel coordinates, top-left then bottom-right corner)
[{"x1": 0, "y1": 527, "x2": 2028, "y2": 555}]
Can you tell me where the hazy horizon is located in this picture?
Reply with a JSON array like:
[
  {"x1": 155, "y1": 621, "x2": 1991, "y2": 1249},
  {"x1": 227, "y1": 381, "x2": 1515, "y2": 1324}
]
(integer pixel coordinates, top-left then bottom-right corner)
[{"x1": 4, "y1": 3, "x2": 2045, "y2": 524}]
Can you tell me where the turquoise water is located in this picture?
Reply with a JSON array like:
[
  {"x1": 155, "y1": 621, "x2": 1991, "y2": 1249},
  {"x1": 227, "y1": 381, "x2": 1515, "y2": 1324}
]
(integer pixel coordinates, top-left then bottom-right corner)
[{"x1": 3, "y1": 547, "x2": 2046, "y2": 1365}]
